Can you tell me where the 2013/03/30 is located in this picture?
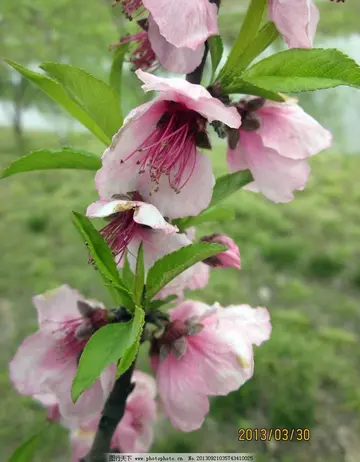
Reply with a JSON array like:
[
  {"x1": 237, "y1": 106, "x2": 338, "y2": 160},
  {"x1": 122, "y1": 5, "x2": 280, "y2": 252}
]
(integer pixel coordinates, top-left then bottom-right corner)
[{"x1": 238, "y1": 428, "x2": 311, "y2": 442}]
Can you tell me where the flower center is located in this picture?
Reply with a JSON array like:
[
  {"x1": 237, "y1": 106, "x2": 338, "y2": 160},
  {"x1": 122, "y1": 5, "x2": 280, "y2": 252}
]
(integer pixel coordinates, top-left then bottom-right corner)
[
  {"x1": 125, "y1": 102, "x2": 208, "y2": 193},
  {"x1": 100, "y1": 209, "x2": 139, "y2": 262}
]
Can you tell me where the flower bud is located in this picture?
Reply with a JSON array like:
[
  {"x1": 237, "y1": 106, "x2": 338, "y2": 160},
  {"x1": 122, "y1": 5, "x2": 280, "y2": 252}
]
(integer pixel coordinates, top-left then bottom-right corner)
[{"x1": 201, "y1": 234, "x2": 241, "y2": 269}]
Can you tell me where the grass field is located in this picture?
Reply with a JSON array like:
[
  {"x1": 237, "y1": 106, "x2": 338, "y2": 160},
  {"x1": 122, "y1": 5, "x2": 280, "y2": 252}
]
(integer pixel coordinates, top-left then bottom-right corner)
[{"x1": 1, "y1": 128, "x2": 360, "y2": 461}]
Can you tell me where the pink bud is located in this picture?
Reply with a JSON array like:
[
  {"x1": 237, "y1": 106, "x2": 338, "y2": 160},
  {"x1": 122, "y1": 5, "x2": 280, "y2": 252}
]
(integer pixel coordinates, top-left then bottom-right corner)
[{"x1": 201, "y1": 234, "x2": 241, "y2": 270}]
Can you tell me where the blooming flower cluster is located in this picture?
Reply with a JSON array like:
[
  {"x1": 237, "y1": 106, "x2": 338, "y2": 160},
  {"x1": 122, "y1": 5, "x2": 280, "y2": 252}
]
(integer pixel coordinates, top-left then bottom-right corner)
[{"x1": 8, "y1": 0, "x2": 343, "y2": 459}]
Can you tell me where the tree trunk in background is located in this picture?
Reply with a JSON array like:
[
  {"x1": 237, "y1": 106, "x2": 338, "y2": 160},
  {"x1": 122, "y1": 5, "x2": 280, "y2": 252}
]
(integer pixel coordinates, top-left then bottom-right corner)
[{"x1": 13, "y1": 77, "x2": 28, "y2": 153}]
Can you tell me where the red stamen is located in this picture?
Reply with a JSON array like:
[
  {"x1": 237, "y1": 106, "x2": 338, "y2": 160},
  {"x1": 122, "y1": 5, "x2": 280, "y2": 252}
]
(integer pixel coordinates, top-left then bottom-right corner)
[
  {"x1": 124, "y1": 102, "x2": 205, "y2": 193},
  {"x1": 100, "y1": 209, "x2": 139, "y2": 262},
  {"x1": 113, "y1": 0, "x2": 145, "y2": 19},
  {"x1": 110, "y1": 31, "x2": 158, "y2": 71}
]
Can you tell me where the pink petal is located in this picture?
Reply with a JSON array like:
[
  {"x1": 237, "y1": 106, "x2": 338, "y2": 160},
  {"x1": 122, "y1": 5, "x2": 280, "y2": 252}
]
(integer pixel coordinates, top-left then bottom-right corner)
[
  {"x1": 132, "y1": 370, "x2": 157, "y2": 399},
  {"x1": 227, "y1": 139, "x2": 251, "y2": 172},
  {"x1": 156, "y1": 353, "x2": 210, "y2": 431},
  {"x1": 138, "y1": 149, "x2": 215, "y2": 219},
  {"x1": 9, "y1": 331, "x2": 60, "y2": 396},
  {"x1": 33, "y1": 285, "x2": 85, "y2": 332},
  {"x1": 240, "y1": 132, "x2": 311, "y2": 203},
  {"x1": 136, "y1": 69, "x2": 241, "y2": 128},
  {"x1": 143, "y1": 0, "x2": 218, "y2": 50},
  {"x1": 133, "y1": 202, "x2": 178, "y2": 234},
  {"x1": 258, "y1": 102, "x2": 332, "y2": 160},
  {"x1": 127, "y1": 230, "x2": 191, "y2": 274},
  {"x1": 95, "y1": 99, "x2": 166, "y2": 201},
  {"x1": 268, "y1": 0, "x2": 319, "y2": 48},
  {"x1": 169, "y1": 299, "x2": 212, "y2": 323},
  {"x1": 148, "y1": 16, "x2": 204, "y2": 74},
  {"x1": 218, "y1": 305, "x2": 272, "y2": 347},
  {"x1": 185, "y1": 262, "x2": 210, "y2": 291},
  {"x1": 188, "y1": 329, "x2": 254, "y2": 395}
]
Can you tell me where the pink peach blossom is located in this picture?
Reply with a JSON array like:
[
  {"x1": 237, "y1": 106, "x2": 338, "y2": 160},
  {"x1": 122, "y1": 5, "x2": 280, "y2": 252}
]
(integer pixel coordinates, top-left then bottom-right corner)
[
  {"x1": 227, "y1": 98, "x2": 332, "y2": 203},
  {"x1": 69, "y1": 371, "x2": 157, "y2": 460},
  {"x1": 9, "y1": 285, "x2": 114, "y2": 423},
  {"x1": 200, "y1": 234, "x2": 241, "y2": 269},
  {"x1": 150, "y1": 300, "x2": 271, "y2": 431},
  {"x1": 117, "y1": 0, "x2": 219, "y2": 73},
  {"x1": 95, "y1": 70, "x2": 241, "y2": 220},
  {"x1": 268, "y1": 0, "x2": 319, "y2": 48}
]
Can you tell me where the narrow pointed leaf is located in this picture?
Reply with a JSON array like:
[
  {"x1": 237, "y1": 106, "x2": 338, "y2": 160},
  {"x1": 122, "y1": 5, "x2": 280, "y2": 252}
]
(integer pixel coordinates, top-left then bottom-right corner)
[
  {"x1": 40, "y1": 62, "x2": 123, "y2": 139},
  {"x1": 208, "y1": 35, "x2": 224, "y2": 82},
  {"x1": 117, "y1": 305, "x2": 145, "y2": 376},
  {"x1": 219, "y1": 0, "x2": 266, "y2": 79},
  {"x1": 220, "y1": 22, "x2": 279, "y2": 85},
  {"x1": 174, "y1": 206, "x2": 235, "y2": 231},
  {"x1": 8, "y1": 424, "x2": 49, "y2": 462},
  {"x1": 4, "y1": 59, "x2": 111, "y2": 145},
  {"x1": 133, "y1": 242, "x2": 145, "y2": 305},
  {"x1": 109, "y1": 44, "x2": 128, "y2": 96},
  {"x1": 210, "y1": 170, "x2": 253, "y2": 208},
  {"x1": 241, "y1": 48, "x2": 360, "y2": 93},
  {"x1": 147, "y1": 295, "x2": 178, "y2": 311},
  {"x1": 1, "y1": 148, "x2": 101, "y2": 179},
  {"x1": 145, "y1": 243, "x2": 227, "y2": 302},
  {"x1": 72, "y1": 322, "x2": 132, "y2": 401},
  {"x1": 72, "y1": 212, "x2": 134, "y2": 308},
  {"x1": 222, "y1": 80, "x2": 284, "y2": 101}
]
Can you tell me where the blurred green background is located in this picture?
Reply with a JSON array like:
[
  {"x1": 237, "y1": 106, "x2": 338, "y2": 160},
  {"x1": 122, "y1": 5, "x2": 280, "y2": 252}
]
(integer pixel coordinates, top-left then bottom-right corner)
[{"x1": 1, "y1": 1, "x2": 360, "y2": 461}]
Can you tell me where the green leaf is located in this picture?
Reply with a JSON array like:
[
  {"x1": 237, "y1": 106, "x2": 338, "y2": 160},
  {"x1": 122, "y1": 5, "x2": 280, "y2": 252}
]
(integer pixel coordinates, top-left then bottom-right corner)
[
  {"x1": 147, "y1": 295, "x2": 178, "y2": 311},
  {"x1": 174, "y1": 206, "x2": 235, "y2": 231},
  {"x1": 240, "y1": 48, "x2": 360, "y2": 93},
  {"x1": 109, "y1": 44, "x2": 128, "y2": 97},
  {"x1": 40, "y1": 62, "x2": 123, "y2": 139},
  {"x1": 219, "y1": 0, "x2": 266, "y2": 80},
  {"x1": 72, "y1": 322, "x2": 134, "y2": 402},
  {"x1": 117, "y1": 305, "x2": 145, "y2": 376},
  {"x1": 72, "y1": 212, "x2": 134, "y2": 308},
  {"x1": 1, "y1": 148, "x2": 101, "y2": 179},
  {"x1": 122, "y1": 253, "x2": 135, "y2": 288},
  {"x1": 222, "y1": 79, "x2": 284, "y2": 102},
  {"x1": 133, "y1": 242, "x2": 145, "y2": 305},
  {"x1": 8, "y1": 424, "x2": 49, "y2": 462},
  {"x1": 208, "y1": 35, "x2": 224, "y2": 82},
  {"x1": 210, "y1": 170, "x2": 253, "y2": 208},
  {"x1": 4, "y1": 59, "x2": 111, "y2": 145},
  {"x1": 220, "y1": 22, "x2": 279, "y2": 85},
  {"x1": 145, "y1": 243, "x2": 227, "y2": 302}
]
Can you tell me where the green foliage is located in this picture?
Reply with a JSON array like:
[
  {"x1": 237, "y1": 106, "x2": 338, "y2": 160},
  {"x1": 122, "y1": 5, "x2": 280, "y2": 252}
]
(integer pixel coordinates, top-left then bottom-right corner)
[
  {"x1": 41, "y1": 62, "x2": 123, "y2": 139},
  {"x1": 209, "y1": 170, "x2": 253, "y2": 208},
  {"x1": 219, "y1": 22, "x2": 280, "y2": 87},
  {"x1": 8, "y1": 424, "x2": 49, "y2": 462},
  {"x1": 109, "y1": 44, "x2": 128, "y2": 97},
  {"x1": 208, "y1": 36, "x2": 224, "y2": 82},
  {"x1": 117, "y1": 305, "x2": 145, "y2": 376},
  {"x1": 218, "y1": 0, "x2": 267, "y2": 79},
  {"x1": 239, "y1": 48, "x2": 360, "y2": 94},
  {"x1": 1, "y1": 148, "x2": 101, "y2": 179},
  {"x1": 306, "y1": 252, "x2": 345, "y2": 279},
  {"x1": 72, "y1": 212, "x2": 134, "y2": 308},
  {"x1": 71, "y1": 322, "x2": 134, "y2": 402},
  {"x1": 174, "y1": 206, "x2": 235, "y2": 232},
  {"x1": 133, "y1": 243, "x2": 145, "y2": 305},
  {"x1": 4, "y1": 60, "x2": 112, "y2": 145},
  {"x1": 145, "y1": 243, "x2": 227, "y2": 302}
]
